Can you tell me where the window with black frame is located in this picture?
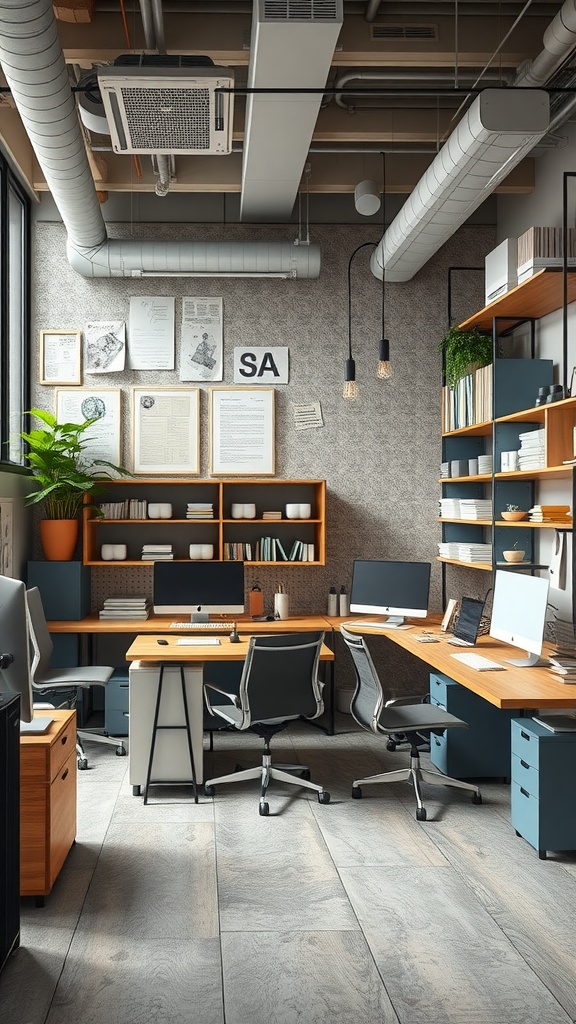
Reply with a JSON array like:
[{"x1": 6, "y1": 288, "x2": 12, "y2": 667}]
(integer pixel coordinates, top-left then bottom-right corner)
[{"x1": 0, "y1": 159, "x2": 30, "y2": 467}]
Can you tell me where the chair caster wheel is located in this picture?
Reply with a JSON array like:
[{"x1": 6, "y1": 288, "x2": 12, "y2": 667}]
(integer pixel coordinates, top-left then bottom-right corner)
[
  {"x1": 386, "y1": 740, "x2": 396, "y2": 751},
  {"x1": 204, "y1": 785, "x2": 215, "y2": 797},
  {"x1": 318, "y1": 791, "x2": 330, "y2": 804},
  {"x1": 301, "y1": 769, "x2": 311, "y2": 781},
  {"x1": 416, "y1": 807, "x2": 427, "y2": 821},
  {"x1": 259, "y1": 801, "x2": 269, "y2": 816},
  {"x1": 116, "y1": 745, "x2": 126, "y2": 757},
  {"x1": 472, "y1": 792, "x2": 482, "y2": 805},
  {"x1": 351, "y1": 786, "x2": 362, "y2": 799},
  {"x1": 77, "y1": 757, "x2": 88, "y2": 771}
]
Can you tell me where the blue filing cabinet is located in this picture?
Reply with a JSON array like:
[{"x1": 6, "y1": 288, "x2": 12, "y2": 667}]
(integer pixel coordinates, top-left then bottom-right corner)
[
  {"x1": 429, "y1": 672, "x2": 515, "y2": 779},
  {"x1": 105, "y1": 670, "x2": 129, "y2": 737},
  {"x1": 511, "y1": 718, "x2": 576, "y2": 859}
]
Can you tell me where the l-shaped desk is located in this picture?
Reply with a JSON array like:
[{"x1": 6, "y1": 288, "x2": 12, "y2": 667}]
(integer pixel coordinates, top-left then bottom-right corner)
[{"x1": 47, "y1": 613, "x2": 576, "y2": 792}]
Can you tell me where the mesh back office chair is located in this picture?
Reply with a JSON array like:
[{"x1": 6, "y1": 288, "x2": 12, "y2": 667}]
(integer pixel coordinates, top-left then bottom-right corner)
[
  {"x1": 203, "y1": 632, "x2": 331, "y2": 815},
  {"x1": 341, "y1": 626, "x2": 482, "y2": 821},
  {"x1": 26, "y1": 587, "x2": 125, "y2": 769}
]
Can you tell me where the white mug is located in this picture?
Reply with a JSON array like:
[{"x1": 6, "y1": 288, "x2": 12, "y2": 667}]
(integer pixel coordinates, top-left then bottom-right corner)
[
  {"x1": 101, "y1": 544, "x2": 115, "y2": 560},
  {"x1": 299, "y1": 503, "x2": 311, "y2": 519},
  {"x1": 231, "y1": 503, "x2": 243, "y2": 519},
  {"x1": 189, "y1": 543, "x2": 203, "y2": 559},
  {"x1": 285, "y1": 504, "x2": 300, "y2": 519},
  {"x1": 113, "y1": 544, "x2": 127, "y2": 560},
  {"x1": 148, "y1": 503, "x2": 160, "y2": 519},
  {"x1": 201, "y1": 544, "x2": 214, "y2": 559},
  {"x1": 159, "y1": 503, "x2": 172, "y2": 519},
  {"x1": 274, "y1": 593, "x2": 289, "y2": 620}
]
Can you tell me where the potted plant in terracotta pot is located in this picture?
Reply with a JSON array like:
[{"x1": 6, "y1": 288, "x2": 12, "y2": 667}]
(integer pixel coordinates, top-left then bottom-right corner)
[{"x1": 19, "y1": 408, "x2": 129, "y2": 561}]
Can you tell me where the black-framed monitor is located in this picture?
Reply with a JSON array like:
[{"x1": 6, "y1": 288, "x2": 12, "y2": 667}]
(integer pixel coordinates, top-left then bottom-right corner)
[
  {"x1": 153, "y1": 560, "x2": 245, "y2": 622},
  {"x1": 489, "y1": 569, "x2": 550, "y2": 667},
  {"x1": 0, "y1": 574, "x2": 33, "y2": 722},
  {"x1": 349, "y1": 559, "x2": 432, "y2": 628}
]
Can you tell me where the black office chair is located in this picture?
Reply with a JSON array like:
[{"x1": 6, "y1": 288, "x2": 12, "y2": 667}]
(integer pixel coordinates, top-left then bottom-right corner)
[
  {"x1": 26, "y1": 587, "x2": 125, "y2": 769},
  {"x1": 341, "y1": 626, "x2": 482, "y2": 821},
  {"x1": 203, "y1": 632, "x2": 330, "y2": 815}
]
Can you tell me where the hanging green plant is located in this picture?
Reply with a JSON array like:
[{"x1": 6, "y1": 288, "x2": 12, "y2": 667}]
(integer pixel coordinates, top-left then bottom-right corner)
[{"x1": 438, "y1": 325, "x2": 493, "y2": 390}]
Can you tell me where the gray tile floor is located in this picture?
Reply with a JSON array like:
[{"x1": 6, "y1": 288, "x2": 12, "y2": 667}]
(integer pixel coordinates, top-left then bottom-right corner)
[{"x1": 2, "y1": 714, "x2": 576, "y2": 1024}]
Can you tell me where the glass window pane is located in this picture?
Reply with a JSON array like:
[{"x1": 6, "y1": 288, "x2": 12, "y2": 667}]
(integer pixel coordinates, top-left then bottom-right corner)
[{"x1": 6, "y1": 183, "x2": 26, "y2": 463}]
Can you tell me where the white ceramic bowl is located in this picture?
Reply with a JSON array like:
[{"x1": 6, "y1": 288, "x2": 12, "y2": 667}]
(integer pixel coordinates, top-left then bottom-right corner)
[
  {"x1": 189, "y1": 544, "x2": 203, "y2": 559},
  {"x1": 299, "y1": 503, "x2": 311, "y2": 519},
  {"x1": 201, "y1": 544, "x2": 214, "y2": 559},
  {"x1": 503, "y1": 550, "x2": 525, "y2": 563},
  {"x1": 159, "y1": 503, "x2": 173, "y2": 519},
  {"x1": 148, "y1": 503, "x2": 160, "y2": 519},
  {"x1": 231, "y1": 503, "x2": 243, "y2": 519},
  {"x1": 243, "y1": 503, "x2": 256, "y2": 519},
  {"x1": 285, "y1": 504, "x2": 300, "y2": 519}
]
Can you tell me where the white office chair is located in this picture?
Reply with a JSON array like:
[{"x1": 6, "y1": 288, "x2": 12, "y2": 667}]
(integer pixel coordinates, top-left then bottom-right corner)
[{"x1": 26, "y1": 587, "x2": 126, "y2": 769}]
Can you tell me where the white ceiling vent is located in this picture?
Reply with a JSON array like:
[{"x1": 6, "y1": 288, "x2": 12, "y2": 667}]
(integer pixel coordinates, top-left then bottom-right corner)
[
  {"x1": 262, "y1": 0, "x2": 340, "y2": 21},
  {"x1": 97, "y1": 57, "x2": 234, "y2": 155}
]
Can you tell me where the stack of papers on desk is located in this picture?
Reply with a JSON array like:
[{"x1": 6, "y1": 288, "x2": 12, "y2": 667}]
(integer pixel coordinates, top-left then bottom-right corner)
[{"x1": 99, "y1": 596, "x2": 151, "y2": 620}]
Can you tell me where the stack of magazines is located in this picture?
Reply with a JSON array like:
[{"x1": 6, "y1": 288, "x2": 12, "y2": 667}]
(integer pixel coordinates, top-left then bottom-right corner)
[
  {"x1": 99, "y1": 596, "x2": 151, "y2": 620},
  {"x1": 141, "y1": 544, "x2": 173, "y2": 560},
  {"x1": 518, "y1": 428, "x2": 545, "y2": 470}
]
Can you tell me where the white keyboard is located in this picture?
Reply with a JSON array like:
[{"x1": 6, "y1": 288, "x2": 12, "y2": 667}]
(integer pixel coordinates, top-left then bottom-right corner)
[
  {"x1": 176, "y1": 637, "x2": 221, "y2": 646},
  {"x1": 170, "y1": 621, "x2": 227, "y2": 630},
  {"x1": 450, "y1": 652, "x2": 505, "y2": 671}
]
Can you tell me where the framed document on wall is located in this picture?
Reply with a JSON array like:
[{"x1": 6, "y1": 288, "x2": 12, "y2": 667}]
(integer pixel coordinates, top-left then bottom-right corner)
[
  {"x1": 132, "y1": 387, "x2": 200, "y2": 474},
  {"x1": 209, "y1": 387, "x2": 275, "y2": 475},
  {"x1": 56, "y1": 387, "x2": 122, "y2": 468},
  {"x1": 39, "y1": 330, "x2": 82, "y2": 385}
]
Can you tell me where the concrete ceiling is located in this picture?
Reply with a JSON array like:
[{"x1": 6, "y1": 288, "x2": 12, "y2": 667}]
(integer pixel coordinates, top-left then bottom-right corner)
[{"x1": 0, "y1": 0, "x2": 570, "y2": 217}]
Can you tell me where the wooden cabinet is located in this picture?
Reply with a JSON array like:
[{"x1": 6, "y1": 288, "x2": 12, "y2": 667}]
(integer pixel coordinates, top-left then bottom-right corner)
[
  {"x1": 83, "y1": 478, "x2": 326, "y2": 567},
  {"x1": 20, "y1": 710, "x2": 77, "y2": 899},
  {"x1": 439, "y1": 270, "x2": 575, "y2": 575}
]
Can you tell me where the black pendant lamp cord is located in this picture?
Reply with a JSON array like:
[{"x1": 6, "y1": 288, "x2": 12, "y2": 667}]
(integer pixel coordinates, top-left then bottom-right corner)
[{"x1": 348, "y1": 241, "x2": 377, "y2": 359}]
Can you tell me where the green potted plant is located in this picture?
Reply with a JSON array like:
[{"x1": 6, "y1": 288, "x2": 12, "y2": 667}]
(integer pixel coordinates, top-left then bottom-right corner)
[
  {"x1": 438, "y1": 325, "x2": 492, "y2": 389},
  {"x1": 18, "y1": 408, "x2": 129, "y2": 561}
]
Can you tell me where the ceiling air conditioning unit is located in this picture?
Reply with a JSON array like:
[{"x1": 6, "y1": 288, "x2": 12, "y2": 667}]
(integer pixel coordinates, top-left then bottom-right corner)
[{"x1": 97, "y1": 55, "x2": 234, "y2": 155}]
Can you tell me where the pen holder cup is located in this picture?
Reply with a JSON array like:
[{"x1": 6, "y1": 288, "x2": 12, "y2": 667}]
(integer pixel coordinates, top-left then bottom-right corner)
[{"x1": 274, "y1": 593, "x2": 289, "y2": 620}]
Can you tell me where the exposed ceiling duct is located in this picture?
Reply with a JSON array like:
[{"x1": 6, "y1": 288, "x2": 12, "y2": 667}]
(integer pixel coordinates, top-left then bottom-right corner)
[
  {"x1": 0, "y1": 0, "x2": 320, "y2": 279},
  {"x1": 371, "y1": 89, "x2": 549, "y2": 283},
  {"x1": 240, "y1": 0, "x2": 343, "y2": 222},
  {"x1": 372, "y1": 0, "x2": 576, "y2": 283}
]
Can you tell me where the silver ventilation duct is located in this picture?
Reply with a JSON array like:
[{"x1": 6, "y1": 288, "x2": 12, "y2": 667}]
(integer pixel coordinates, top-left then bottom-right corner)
[
  {"x1": 372, "y1": 0, "x2": 576, "y2": 284},
  {"x1": 371, "y1": 89, "x2": 549, "y2": 284},
  {"x1": 0, "y1": 0, "x2": 320, "y2": 279}
]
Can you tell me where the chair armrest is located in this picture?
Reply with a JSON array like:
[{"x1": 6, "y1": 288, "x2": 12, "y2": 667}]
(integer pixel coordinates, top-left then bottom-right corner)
[
  {"x1": 204, "y1": 683, "x2": 241, "y2": 711},
  {"x1": 385, "y1": 694, "x2": 427, "y2": 708}
]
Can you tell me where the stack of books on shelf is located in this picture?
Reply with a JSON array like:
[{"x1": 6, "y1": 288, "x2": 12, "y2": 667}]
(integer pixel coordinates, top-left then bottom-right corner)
[
  {"x1": 517, "y1": 428, "x2": 546, "y2": 470},
  {"x1": 437, "y1": 542, "x2": 492, "y2": 562},
  {"x1": 517, "y1": 225, "x2": 576, "y2": 283},
  {"x1": 441, "y1": 363, "x2": 493, "y2": 432},
  {"x1": 99, "y1": 500, "x2": 129, "y2": 519},
  {"x1": 186, "y1": 502, "x2": 213, "y2": 519},
  {"x1": 438, "y1": 498, "x2": 462, "y2": 518},
  {"x1": 128, "y1": 499, "x2": 147, "y2": 519},
  {"x1": 224, "y1": 538, "x2": 315, "y2": 562},
  {"x1": 262, "y1": 511, "x2": 282, "y2": 521},
  {"x1": 528, "y1": 504, "x2": 572, "y2": 523},
  {"x1": 99, "y1": 596, "x2": 151, "y2": 620},
  {"x1": 141, "y1": 543, "x2": 173, "y2": 560},
  {"x1": 459, "y1": 499, "x2": 492, "y2": 520}
]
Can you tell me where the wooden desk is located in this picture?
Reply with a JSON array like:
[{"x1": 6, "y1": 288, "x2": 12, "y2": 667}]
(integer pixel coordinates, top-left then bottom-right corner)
[
  {"x1": 329, "y1": 616, "x2": 576, "y2": 710},
  {"x1": 126, "y1": 634, "x2": 334, "y2": 792},
  {"x1": 47, "y1": 613, "x2": 330, "y2": 635}
]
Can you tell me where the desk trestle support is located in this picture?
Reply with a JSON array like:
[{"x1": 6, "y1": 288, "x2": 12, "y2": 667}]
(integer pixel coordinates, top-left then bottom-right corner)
[{"x1": 143, "y1": 663, "x2": 198, "y2": 805}]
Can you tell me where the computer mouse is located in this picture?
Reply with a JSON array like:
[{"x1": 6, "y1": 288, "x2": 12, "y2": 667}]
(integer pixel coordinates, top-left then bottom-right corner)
[{"x1": 157, "y1": 639, "x2": 169, "y2": 645}]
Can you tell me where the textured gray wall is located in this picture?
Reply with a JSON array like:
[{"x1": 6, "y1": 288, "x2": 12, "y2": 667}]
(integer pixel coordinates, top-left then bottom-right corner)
[{"x1": 31, "y1": 220, "x2": 494, "y2": 690}]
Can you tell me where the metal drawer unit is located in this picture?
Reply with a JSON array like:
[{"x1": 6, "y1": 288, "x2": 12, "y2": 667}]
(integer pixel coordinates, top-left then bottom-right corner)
[
  {"x1": 429, "y1": 672, "x2": 514, "y2": 780},
  {"x1": 511, "y1": 717, "x2": 576, "y2": 859}
]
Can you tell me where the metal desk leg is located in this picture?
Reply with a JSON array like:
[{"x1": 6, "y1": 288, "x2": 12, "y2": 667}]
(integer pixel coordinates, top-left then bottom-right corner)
[{"x1": 143, "y1": 663, "x2": 198, "y2": 805}]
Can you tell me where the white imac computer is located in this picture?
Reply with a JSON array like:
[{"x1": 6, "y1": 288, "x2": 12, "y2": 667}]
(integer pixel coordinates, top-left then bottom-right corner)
[
  {"x1": 489, "y1": 569, "x2": 550, "y2": 667},
  {"x1": 0, "y1": 574, "x2": 33, "y2": 722},
  {"x1": 153, "y1": 561, "x2": 245, "y2": 622},
  {"x1": 349, "y1": 560, "x2": 432, "y2": 628}
]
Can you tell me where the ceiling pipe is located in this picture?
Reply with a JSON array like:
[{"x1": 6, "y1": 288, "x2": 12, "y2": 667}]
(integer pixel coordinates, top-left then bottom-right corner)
[
  {"x1": 364, "y1": 0, "x2": 382, "y2": 21},
  {"x1": 138, "y1": 0, "x2": 156, "y2": 49},
  {"x1": 150, "y1": 0, "x2": 166, "y2": 53},
  {"x1": 0, "y1": 0, "x2": 320, "y2": 278},
  {"x1": 333, "y1": 69, "x2": 514, "y2": 109},
  {"x1": 373, "y1": 0, "x2": 576, "y2": 283}
]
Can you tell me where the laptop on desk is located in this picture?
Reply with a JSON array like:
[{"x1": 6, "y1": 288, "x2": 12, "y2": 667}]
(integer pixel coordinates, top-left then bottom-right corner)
[{"x1": 448, "y1": 597, "x2": 485, "y2": 648}]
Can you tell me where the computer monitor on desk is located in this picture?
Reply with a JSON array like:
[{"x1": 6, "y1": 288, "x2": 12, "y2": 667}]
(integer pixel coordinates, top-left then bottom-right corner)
[
  {"x1": 153, "y1": 561, "x2": 245, "y2": 622},
  {"x1": 489, "y1": 569, "x2": 550, "y2": 667},
  {"x1": 349, "y1": 560, "x2": 431, "y2": 628},
  {"x1": 0, "y1": 574, "x2": 33, "y2": 722}
]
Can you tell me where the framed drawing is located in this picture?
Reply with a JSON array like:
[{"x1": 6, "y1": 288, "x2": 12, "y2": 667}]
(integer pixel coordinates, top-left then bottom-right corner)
[
  {"x1": 209, "y1": 387, "x2": 275, "y2": 475},
  {"x1": 55, "y1": 387, "x2": 122, "y2": 468},
  {"x1": 132, "y1": 387, "x2": 200, "y2": 474},
  {"x1": 39, "y1": 330, "x2": 82, "y2": 385}
]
